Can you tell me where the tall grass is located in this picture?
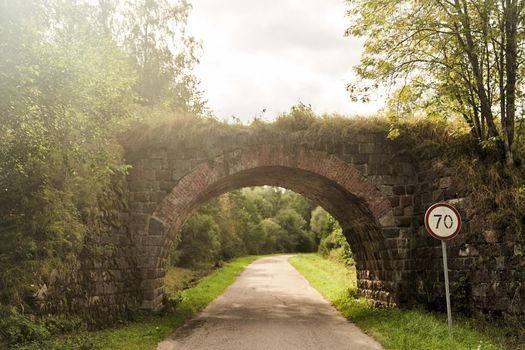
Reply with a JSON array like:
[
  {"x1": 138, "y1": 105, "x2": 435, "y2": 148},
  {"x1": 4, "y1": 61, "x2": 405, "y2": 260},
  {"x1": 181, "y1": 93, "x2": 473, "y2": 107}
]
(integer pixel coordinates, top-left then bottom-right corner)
[{"x1": 290, "y1": 254, "x2": 522, "y2": 350}]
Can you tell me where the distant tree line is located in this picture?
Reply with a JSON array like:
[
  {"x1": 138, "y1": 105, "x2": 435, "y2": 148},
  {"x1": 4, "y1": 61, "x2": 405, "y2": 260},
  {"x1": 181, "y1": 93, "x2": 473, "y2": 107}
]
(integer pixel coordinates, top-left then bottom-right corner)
[{"x1": 169, "y1": 187, "x2": 353, "y2": 269}]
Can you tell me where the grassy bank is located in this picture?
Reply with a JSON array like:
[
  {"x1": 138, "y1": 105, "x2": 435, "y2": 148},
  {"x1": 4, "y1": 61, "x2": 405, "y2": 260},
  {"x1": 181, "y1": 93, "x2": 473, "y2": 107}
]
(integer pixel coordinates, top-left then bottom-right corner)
[
  {"x1": 16, "y1": 256, "x2": 259, "y2": 350},
  {"x1": 289, "y1": 254, "x2": 522, "y2": 350}
]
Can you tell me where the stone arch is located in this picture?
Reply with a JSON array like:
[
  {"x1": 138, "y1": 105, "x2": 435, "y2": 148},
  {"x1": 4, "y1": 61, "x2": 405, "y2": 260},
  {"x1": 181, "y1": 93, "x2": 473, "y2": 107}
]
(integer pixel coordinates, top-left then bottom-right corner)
[{"x1": 138, "y1": 144, "x2": 403, "y2": 309}]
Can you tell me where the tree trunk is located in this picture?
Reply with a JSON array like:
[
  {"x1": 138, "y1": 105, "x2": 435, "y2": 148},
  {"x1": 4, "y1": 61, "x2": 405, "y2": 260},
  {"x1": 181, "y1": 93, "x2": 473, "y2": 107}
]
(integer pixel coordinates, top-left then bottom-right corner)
[
  {"x1": 503, "y1": 0, "x2": 518, "y2": 165},
  {"x1": 455, "y1": 0, "x2": 500, "y2": 141}
]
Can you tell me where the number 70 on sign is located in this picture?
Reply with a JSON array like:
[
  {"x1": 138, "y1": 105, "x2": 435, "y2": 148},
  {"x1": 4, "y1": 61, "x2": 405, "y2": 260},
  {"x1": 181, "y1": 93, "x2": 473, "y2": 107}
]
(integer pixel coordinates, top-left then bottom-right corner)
[{"x1": 425, "y1": 203, "x2": 461, "y2": 241}]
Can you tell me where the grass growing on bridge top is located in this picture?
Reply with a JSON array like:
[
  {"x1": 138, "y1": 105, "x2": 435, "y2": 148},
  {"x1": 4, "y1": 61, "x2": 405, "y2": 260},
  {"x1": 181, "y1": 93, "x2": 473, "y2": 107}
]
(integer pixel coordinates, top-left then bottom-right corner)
[
  {"x1": 14, "y1": 255, "x2": 259, "y2": 350},
  {"x1": 289, "y1": 254, "x2": 523, "y2": 350},
  {"x1": 123, "y1": 103, "x2": 393, "y2": 154}
]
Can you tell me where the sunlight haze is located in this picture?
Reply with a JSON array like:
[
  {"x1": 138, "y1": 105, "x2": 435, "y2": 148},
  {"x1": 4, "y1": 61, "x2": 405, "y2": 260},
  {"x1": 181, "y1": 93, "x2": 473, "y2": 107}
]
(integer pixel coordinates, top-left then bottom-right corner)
[{"x1": 187, "y1": 0, "x2": 384, "y2": 122}]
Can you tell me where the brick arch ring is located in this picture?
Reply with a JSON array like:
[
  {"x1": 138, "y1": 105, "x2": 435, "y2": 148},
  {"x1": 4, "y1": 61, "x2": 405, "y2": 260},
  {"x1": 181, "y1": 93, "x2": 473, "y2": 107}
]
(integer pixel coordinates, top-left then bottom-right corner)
[{"x1": 139, "y1": 144, "x2": 400, "y2": 309}]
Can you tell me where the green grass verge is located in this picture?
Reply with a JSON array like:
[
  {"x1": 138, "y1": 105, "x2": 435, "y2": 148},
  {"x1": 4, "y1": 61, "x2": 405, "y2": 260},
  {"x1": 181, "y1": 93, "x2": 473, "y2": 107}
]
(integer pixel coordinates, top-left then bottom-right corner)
[
  {"x1": 289, "y1": 254, "x2": 522, "y2": 350},
  {"x1": 164, "y1": 266, "x2": 212, "y2": 295},
  {"x1": 17, "y1": 255, "x2": 259, "y2": 350}
]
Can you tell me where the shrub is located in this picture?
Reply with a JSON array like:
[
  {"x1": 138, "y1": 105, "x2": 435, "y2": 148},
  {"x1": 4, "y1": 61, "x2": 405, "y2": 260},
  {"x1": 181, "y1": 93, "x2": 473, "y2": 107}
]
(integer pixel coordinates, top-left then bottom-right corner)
[
  {"x1": 318, "y1": 227, "x2": 354, "y2": 266},
  {"x1": 0, "y1": 306, "x2": 85, "y2": 347}
]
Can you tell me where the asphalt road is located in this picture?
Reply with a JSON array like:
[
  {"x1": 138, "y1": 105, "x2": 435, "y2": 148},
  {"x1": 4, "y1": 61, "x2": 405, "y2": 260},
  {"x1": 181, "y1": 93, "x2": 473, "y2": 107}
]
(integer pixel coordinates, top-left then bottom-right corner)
[{"x1": 157, "y1": 255, "x2": 383, "y2": 350}]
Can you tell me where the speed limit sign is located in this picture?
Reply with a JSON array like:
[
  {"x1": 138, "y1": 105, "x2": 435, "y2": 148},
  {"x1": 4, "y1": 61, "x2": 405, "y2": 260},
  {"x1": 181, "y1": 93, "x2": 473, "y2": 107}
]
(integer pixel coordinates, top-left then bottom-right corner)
[
  {"x1": 424, "y1": 202, "x2": 461, "y2": 241},
  {"x1": 424, "y1": 202, "x2": 462, "y2": 336}
]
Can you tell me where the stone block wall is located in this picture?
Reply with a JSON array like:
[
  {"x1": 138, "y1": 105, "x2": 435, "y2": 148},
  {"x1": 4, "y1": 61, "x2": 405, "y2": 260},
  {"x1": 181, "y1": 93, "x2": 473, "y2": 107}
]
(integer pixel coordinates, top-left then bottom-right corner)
[
  {"x1": 122, "y1": 130, "x2": 422, "y2": 310},
  {"x1": 412, "y1": 160, "x2": 525, "y2": 324},
  {"x1": 71, "y1": 123, "x2": 525, "y2": 326}
]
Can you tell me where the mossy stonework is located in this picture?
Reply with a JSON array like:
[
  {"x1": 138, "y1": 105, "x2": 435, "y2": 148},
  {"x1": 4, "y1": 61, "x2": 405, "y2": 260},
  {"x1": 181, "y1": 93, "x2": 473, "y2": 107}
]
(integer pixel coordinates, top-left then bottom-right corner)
[{"x1": 84, "y1": 119, "x2": 523, "y2": 325}]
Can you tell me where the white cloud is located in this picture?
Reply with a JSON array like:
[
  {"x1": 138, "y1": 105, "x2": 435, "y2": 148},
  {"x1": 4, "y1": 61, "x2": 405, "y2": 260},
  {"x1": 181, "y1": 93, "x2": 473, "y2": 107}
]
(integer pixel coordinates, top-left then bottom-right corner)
[{"x1": 187, "y1": 0, "x2": 384, "y2": 122}]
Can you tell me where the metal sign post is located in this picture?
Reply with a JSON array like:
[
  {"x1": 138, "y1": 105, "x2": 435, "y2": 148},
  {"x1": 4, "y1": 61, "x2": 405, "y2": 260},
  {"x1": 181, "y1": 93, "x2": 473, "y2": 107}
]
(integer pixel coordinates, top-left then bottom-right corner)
[
  {"x1": 441, "y1": 241, "x2": 452, "y2": 336},
  {"x1": 424, "y1": 202, "x2": 462, "y2": 337}
]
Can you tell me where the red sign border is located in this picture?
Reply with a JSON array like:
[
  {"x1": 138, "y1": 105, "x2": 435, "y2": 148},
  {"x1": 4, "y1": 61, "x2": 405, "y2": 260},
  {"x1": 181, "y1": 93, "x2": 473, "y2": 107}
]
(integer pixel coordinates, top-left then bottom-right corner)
[{"x1": 424, "y1": 202, "x2": 462, "y2": 241}]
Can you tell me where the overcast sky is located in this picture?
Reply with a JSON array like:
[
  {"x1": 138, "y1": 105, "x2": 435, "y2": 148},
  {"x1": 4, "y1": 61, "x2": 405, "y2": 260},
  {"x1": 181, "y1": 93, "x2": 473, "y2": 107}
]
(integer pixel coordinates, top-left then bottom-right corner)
[{"x1": 186, "y1": 0, "x2": 384, "y2": 122}]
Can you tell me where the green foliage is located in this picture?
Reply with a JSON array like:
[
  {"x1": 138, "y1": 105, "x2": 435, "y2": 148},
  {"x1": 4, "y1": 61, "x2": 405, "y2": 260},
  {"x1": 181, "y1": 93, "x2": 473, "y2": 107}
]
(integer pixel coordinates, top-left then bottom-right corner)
[
  {"x1": 452, "y1": 157, "x2": 525, "y2": 239},
  {"x1": 169, "y1": 187, "x2": 320, "y2": 268},
  {"x1": 125, "y1": 103, "x2": 390, "y2": 157},
  {"x1": 258, "y1": 218, "x2": 287, "y2": 252},
  {"x1": 0, "y1": 305, "x2": 85, "y2": 347},
  {"x1": 310, "y1": 206, "x2": 337, "y2": 241},
  {"x1": 311, "y1": 207, "x2": 354, "y2": 265},
  {"x1": 281, "y1": 190, "x2": 317, "y2": 231},
  {"x1": 0, "y1": 0, "x2": 135, "y2": 309},
  {"x1": 388, "y1": 117, "x2": 475, "y2": 159},
  {"x1": 229, "y1": 190, "x2": 265, "y2": 254},
  {"x1": 272, "y1": 208, "x2": 307, "y2": 251},
  {"x1": 0, "y1": 0, "x2": 206, "y2": 328},
  {"x1": 0, "y1": 307, "x2": 51, "y2": 346},
  {"x1": 174, "y1": 213, "x2": 221, "y2": 268},
  {"x1": 164, "y1": 267, "x2": 203, "y2": 296},
  {"x1": 450, "y1": 273, "x2": 472, "y2": 316},
  {"x1": 272, "y1": 103, "x2": 317, "y2": 131},
  {"x1": 115, "y1": 0, "x2": 206, "y2": 114},
  {"x1": 290, "y1": 254, "x2": 522, "y2": 350},
  {"x1": 318, "y1": 226, "x2": 354, "y2": 266},
  {"x1": 346, "y1": 0, "x2": 523, "y2": 164}
]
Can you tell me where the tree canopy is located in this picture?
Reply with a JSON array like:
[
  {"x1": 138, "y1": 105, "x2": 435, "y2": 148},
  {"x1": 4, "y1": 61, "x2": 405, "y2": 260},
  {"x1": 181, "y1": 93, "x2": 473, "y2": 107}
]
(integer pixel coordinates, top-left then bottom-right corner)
[
  {"x1": 170, "y1": 187, "x2": 323, "y2": 268},
  {"x1": 346, "y1": 0, "x2": 525, "y2": 164},
  {"x1": 0, "y1": 0, "x2": 206, "y2": 309}
]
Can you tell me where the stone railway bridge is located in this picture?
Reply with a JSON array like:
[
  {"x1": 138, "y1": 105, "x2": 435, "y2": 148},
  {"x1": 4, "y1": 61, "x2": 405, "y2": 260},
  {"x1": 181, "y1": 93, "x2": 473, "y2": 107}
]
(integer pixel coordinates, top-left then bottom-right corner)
[{"x1": 85, "y1": 119, "x2": 523, "y2": 323}]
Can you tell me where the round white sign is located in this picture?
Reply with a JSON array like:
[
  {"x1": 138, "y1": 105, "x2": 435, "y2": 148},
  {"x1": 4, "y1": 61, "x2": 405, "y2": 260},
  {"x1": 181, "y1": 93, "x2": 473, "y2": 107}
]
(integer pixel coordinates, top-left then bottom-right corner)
[{"x1": 424, "y1": 203, "x2": 461, "y2": 240}]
